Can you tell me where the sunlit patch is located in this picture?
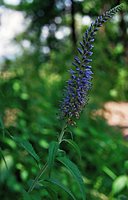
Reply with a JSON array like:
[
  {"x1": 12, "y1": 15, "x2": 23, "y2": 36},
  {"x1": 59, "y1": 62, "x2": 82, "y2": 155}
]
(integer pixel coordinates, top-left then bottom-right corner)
[
  {"x1": 39, "y1": 67, "x2": 61, "y2": 84},
  {"x1": 0, "y1": 7, "x2": 26, "y2": 59},
  {"x1": 64, "y1": 0, "x2": 71, "y2": 7},
  {"x1": 49, "y1": 23, "x2": 56, "y2": 32},
  {"x1": 93, "y1": 102, "x2": 128, "y2": 137},
  {"x1": 4, "y1": 108, "x2": 20, "y2": 127},
  {"x1": 55, "y1": 26, "x2": 71, "y2": 40},
  {"x1": 39, "y1": 140, "x2": 49, "y2": 149},
  {"x1": 20, "y1": 93, "x2": 29, "y2": 100},
  {"x1": 21, "y1": 40, "x2": 31, "y2": 49},
  {"x1": 13, "y1": 81, "x2": 21, "y2": 91},
  {"x1": 26, "y1": 0, "x2": 33, "y2": 3},
  {"x1": 0, "y1": 154, "x2": 13, "y2": 173},
  {"x1": 47, "y1": 73, "x2": 61, "y2": 84},
  {"x1": 41, "y1": 26, "x2": 49, "y2": 41},
  {"x1": 82, "y1": 16, "x2": 92, "y2": 26},
  {"x1": 55, "y1": 16, "x2": 62, "y2": 24},
  {"x1": 3, "y1": 0, "x2": 21, "y2": 6},
  {"x1": 0, "y1": 71, "x2": 15, "y2": 79},
  {"x1": 112, "y1": 14, "x2": 120, "y2": 23},
  {"x1": 42, "y1": 46, "x2": 50, "y2": 54}
]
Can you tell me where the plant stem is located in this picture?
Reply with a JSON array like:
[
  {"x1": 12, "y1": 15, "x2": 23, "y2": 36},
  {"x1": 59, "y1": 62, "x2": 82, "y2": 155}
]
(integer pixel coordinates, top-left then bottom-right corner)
[
  {"x1": 28, "y1": 122, "x2": 67, "y2": 193},
  {"x1": 58, "y1": 122, "x2": 67, "y2": 144},
  {"x1": 28, "y1": 162, "x2": 48, "y2": 193}
]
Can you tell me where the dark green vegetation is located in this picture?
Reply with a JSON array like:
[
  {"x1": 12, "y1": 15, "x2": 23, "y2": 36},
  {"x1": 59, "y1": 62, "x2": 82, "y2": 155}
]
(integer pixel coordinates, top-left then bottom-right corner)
[{"x1": 0, "y1": 0, "x2": 128, "y2": 199}]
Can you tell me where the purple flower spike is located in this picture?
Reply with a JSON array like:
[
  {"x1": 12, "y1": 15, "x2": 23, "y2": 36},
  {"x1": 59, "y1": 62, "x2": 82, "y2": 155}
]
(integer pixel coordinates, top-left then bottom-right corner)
[{"x1": 60, "y1": 4, "x2": 123, "y2": 123}]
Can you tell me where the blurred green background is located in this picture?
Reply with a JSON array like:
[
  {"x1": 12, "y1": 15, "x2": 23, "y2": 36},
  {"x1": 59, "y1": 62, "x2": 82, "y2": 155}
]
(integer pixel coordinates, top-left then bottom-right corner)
[{"x1": 0, "y1": 0, "x2": 128, "y2": 199}]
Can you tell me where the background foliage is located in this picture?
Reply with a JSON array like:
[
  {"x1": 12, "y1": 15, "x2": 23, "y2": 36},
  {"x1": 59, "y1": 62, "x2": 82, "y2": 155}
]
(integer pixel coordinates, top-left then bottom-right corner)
[{"x1": 0, "y1": 0, "x2": 128, "y2": 199}]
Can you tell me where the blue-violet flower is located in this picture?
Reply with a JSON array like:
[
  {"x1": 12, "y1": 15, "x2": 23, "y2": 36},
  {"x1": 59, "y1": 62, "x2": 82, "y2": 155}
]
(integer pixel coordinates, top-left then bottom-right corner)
[{"x1": 60, "y1": 4, "x2": 122, "y2": 123}]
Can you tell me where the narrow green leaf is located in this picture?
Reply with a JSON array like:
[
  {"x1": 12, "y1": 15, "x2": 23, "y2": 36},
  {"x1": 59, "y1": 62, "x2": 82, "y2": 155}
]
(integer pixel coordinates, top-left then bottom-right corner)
[
  {"x1": 45, "y1": 178, "x2": 76, "y2": 200},
  {"x1": 62, "y1": 139, "x2": 81, "y2": 160},
  {"x1": 43, "y1": 182, "x2": 58, "y2": 200},
  {"x1": 112, "y1": 175, "x2": 128, "y2": 194},
  {"x1": 28, "y1": 179, "x2": 42, "y2": 190},
  {"x1": 12, "y1": 136, "x2": 40, "y2": 163},
  {"x1": 28, "y1": 162, "x2": 48, "y2": 192},
  {"x1": 47, "y1": 141, "x2": 59, "y2": 171},
  {"x1": 0, "y1": 148, "x2": 8, "y2": 170},
  {"x1": 57, "y1": 156, "x2": 86, "y2": 200},
  {"x1": 45, "y1": 187, "x2": 58, "y2": 200},
  {"x1": 21, "y1": 140, "x2": 39, "y2": 162}
]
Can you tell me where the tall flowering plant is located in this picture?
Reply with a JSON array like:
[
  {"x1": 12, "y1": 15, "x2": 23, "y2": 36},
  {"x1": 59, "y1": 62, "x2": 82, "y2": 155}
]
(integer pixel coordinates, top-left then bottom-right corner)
[
  {"x1": 26, "y1": 4, "x2": 123, "y2": 199},
  {"x1": 27, "y1": 4, "x2": 122, "y2": 199}
]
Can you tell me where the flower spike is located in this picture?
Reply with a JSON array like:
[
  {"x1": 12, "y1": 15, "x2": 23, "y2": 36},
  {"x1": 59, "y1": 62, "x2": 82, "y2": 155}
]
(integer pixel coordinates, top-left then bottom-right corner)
[{"x1": 60, "y1": 4, "x2": 123, "y2": 123}]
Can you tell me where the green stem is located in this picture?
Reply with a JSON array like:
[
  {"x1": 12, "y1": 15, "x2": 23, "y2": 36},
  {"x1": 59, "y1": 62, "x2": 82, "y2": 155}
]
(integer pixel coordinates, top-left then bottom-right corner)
[
  {"x1": 28, "y1": 122, "x2": 67, "y2": 193},
  {"x1": 58, "y1": 123, "x2": 67, "y2": 144},
  {"x1": 28, "y1": 162, "x2": 48, "y2": 193}
]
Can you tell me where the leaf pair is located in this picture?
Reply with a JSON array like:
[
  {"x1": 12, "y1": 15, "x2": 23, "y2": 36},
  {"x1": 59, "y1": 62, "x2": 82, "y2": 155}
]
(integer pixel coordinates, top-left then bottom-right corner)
[
  {"x1": 18, "y1": 139, "x2": 84, "y2": 199},
  {"x1": 46, "y1": 141, "x2": 86, "y2": 200}
]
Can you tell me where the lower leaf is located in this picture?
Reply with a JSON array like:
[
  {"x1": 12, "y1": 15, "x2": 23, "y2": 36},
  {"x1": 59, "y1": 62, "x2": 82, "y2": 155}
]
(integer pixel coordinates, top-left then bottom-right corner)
[
  {"x1": 45, "y1": 178, "x2": 76, "y2": 200},
  {"x1": 57, "y1": 156, "x2": 86, "y2": 200}
]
